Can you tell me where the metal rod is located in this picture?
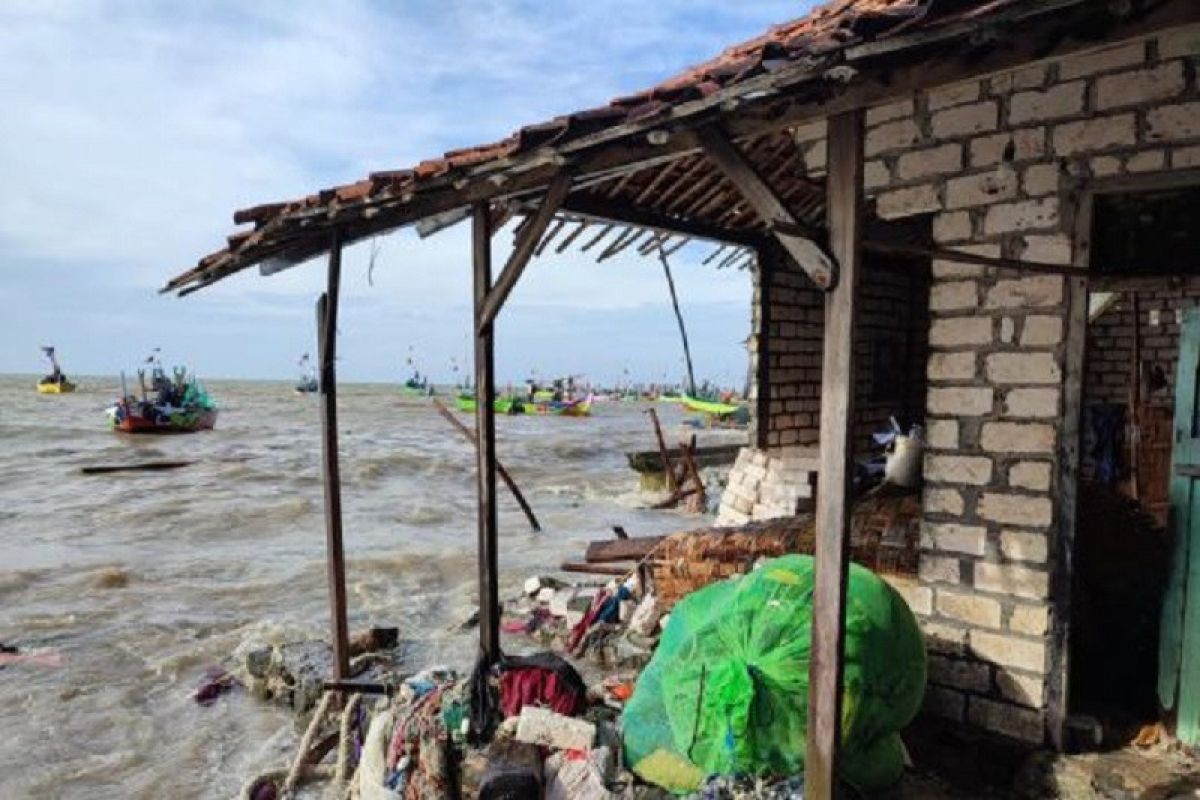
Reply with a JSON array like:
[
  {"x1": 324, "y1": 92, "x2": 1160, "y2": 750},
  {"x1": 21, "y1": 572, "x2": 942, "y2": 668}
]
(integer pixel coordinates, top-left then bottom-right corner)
[
  {"x1": 317, "y1": 228, "x2": 351, "y2": 685},
  {"x1": 472, "y1": 202, "x2": 501, "y2": 665}
]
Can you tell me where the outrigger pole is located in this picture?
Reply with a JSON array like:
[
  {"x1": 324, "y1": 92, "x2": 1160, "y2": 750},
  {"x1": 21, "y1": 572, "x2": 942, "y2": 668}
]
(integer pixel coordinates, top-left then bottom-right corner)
[{"x1": 318, "y1": 227, "x2": 351, "y2": 686}]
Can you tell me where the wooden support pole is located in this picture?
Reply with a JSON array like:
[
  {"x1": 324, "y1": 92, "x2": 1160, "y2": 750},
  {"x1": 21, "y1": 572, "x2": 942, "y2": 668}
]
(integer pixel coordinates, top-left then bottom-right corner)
[
  {"x1": 697, "y1": 125, "x2": 836, "y2": 289},
  {"x1": 657, "y1": 244, "x2": 697, "y2": 397},
  {"x1": 317, "y1": 229, "x2": 351, "y2": 685},
  {"x1": 477, "y1": 171, "x2": 572, "y2": 332},
  {"x1": 806, "y1": 109, "x2": 863, "y2": 800},
  {"x1": 473, "y1": 202, "x2": 501, "y2": 665}
]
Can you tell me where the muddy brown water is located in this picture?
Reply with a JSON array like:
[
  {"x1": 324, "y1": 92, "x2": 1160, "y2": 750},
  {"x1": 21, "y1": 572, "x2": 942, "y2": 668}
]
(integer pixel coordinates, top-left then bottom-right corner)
[{"x1": 0, "y1": 376, "x2": 740, "y2": 798}]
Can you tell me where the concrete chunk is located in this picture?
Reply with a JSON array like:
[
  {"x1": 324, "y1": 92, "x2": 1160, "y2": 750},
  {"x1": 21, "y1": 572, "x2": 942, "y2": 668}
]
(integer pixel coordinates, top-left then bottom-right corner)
[{"x1": 515, "y1": 706, "x2": 596, "y2": 751}]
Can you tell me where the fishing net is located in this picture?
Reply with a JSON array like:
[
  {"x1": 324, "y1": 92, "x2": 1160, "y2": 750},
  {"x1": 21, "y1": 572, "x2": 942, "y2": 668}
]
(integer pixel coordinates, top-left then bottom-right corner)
[
  {"x1": 182, "y1": 380, "x2": 215, "y2": 410},
  {"x1": 623, "y1": 554, "x2": 925, "y2": 794}
]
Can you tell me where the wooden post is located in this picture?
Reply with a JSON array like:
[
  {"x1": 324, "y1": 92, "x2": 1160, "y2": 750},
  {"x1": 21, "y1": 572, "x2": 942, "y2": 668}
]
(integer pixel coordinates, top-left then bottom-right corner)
[
  {"x1": 806, "y1": 109, "x2": 863, "y2": 800},
  {"x1": 755, "y1": 246, "x2": 773, "y2": 449},
  {"x1": 473, "y1": 202, "x2": 501, "y2": 665},
  {"x1": 656, "y1": 244, "x2": 697, "y2": 397},
  {"x1": 317, "y1": 228, "x2": 351, "y2": 684}
]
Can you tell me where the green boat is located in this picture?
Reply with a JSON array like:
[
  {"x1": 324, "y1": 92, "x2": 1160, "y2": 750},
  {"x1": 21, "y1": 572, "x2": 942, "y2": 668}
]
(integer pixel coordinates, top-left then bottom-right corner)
[
  {"x1": 455, "y1": 393, "x2": 523, "y2": 414},
  {"x1": 682, "y1": 394, "x2": 744, "y2": 416}
]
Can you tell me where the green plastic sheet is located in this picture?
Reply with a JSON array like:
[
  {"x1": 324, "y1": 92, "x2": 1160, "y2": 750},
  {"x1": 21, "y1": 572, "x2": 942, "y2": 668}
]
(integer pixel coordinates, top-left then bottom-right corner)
[{"x1": 623, "y1": 554, "x2": 925, "y2": 794}]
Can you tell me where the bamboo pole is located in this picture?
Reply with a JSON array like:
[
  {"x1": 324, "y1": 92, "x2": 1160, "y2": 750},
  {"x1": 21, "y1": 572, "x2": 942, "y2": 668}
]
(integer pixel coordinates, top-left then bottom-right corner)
[{"x1": 657, "y1": 243, "x2": 697, "y2": 397}]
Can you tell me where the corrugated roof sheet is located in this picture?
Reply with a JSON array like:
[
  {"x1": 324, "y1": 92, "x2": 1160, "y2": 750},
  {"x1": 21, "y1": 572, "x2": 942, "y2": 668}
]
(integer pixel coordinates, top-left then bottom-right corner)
[{"x1": 165, "y1": 0, "x2": 1059, "y2": 293}]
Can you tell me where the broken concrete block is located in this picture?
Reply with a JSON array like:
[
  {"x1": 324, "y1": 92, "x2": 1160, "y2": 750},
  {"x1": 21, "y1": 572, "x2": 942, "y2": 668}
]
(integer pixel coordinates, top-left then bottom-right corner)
[
  {"x1": 549, "y1": 588, "x2": 577, "y2": 618},
  {"x1": 627, "y1": 594, "x2": 661, "y2": 638},
  {"x1": 515, "y1": 705, "x2": 596, "y2": 751}
]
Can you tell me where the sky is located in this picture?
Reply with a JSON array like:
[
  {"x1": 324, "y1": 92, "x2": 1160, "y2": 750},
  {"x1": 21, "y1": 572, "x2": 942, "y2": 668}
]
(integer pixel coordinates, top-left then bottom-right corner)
[{"x1": 0, "y1": 0, "x2": 810, "y2": 385}]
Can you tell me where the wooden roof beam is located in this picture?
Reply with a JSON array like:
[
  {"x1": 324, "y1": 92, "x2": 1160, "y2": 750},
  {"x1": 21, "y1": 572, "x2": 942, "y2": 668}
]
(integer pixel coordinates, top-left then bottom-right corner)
[
  {"x1": 477, "y1": 171, "x2": 572, "y2": 332},
  {"x1": 561, "y1": 193, "x2": 767, "y2": 249},
  {"x1": 697, "y1": 125, "x2": 836, "y2": 289}
]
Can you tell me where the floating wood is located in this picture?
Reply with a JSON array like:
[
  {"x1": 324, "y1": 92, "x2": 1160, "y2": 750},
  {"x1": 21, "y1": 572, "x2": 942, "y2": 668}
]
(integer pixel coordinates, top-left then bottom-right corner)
[
  {"x1": 80, "y1": 460, "x2": 194, "y2": 475},
  {"x1": 626, "y1": 443, "x2": 742, "y2": 474},
  {"x1": 806, "y1": 109, "x2": 863, "y2": 800},
  {"x1": 644, "y1": 407, "x2": 677, "y2": 492},
  {"x1": 432, "y1": 398, "x2": 541, "y2": 532},
  {"x1": 560, "y1": 561, "x2": 635, "y2": 576}
]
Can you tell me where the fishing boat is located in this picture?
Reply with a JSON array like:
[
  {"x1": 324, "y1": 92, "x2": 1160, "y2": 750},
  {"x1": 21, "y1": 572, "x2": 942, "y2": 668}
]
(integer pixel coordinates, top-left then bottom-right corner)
[
  {"x1": 455, "y1": 393, "x2": 524, "y2": 414},
  {"x1": 401, "y1": 373, "x2": 433, "y2": 396},
  {"x1": 295, "y1": 354, "x2": 318, "y2": 394},
  {"x1": 530, "y1": 394, "x2": 593, "y2": 417},
  {"x1": 681, "y1": 394, "x2": 743, "y2": 416},
  {"x1": 107, "y1": 358, "x2": 217, "y2": 434},
  {"x1": 36, "y1": 346, "x2": 76, "y2": 393}
]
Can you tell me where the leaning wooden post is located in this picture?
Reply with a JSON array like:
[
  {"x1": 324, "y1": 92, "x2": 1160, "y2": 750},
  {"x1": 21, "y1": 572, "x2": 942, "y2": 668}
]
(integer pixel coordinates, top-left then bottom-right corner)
[
  {"x1": 473, "y1": 202, "x2": 501, "y2": 665},
  {"x1": 806, "y1": 109, "x2": 863, "y2": 800},
  {"x1": 317, "y1": 228, "x2": 351, "y2": 686}
]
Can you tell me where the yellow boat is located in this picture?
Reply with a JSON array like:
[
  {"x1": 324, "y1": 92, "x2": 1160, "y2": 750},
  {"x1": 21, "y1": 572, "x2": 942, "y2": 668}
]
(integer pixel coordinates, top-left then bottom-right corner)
[{"x1": 37, "y1": 378, "x2": 76, "y2": 394}]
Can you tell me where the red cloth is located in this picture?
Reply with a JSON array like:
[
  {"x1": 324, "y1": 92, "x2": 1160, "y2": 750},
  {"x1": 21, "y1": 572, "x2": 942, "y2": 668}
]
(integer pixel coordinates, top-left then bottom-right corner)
[{"x1": 499, "y1": 667, "x2": 584, "y2": 717}]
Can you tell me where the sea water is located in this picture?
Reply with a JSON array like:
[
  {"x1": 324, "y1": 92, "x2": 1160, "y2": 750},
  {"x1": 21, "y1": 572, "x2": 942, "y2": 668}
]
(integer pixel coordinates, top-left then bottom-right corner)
[{"x1": 0, "y1": 375, "x2": 740, "y2": 798}]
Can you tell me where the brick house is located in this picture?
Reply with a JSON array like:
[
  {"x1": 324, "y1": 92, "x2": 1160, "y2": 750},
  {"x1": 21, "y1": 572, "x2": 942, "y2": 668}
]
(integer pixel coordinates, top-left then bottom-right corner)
[{"x1": 166, "y1": 0, "x2": 1200, "y2": 788}]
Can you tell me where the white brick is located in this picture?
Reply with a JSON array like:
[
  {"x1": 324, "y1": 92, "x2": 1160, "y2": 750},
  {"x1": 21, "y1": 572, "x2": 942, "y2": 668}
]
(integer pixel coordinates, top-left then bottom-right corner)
[
  {"x1": 896, "y1": 143, "x2": 963, "y2": 180},
  {"x1": 986, "y1": 352, "x2": 1062, "y2": 384},
  {"x1": 876, "y1": 183, "x2": 941, "y2": 219},
  {"x1": 925, "y1": 487, "x2": 964, "y2": 515},
  {"x1": 977, "y1": 492, "x2": 1054, "y2": 527},
  {"x1": 937, "y1": 589, "x2": 1002, "y2": 628},
  {"x1": 923, "y1": 623, "x2": 968, "y2": 654},
  {"x1": 929, "y1": 317, "x2": 992, "y2": 347},
  {"x1": 946, "y1": 167, "x2": 1018, "y2": 209},
  {"x1": 923, "y1": 522, "x2": 987, "y2": 556},
  {"x1": 981, "y1": 421, "x2": 1056, "y2": 453},
  {"x1": 925, "y1": 454, "x2": 993, "y2": 485},
  {"x1": 984, "y1": 198, "x2": 1060, "y2": 235},
  {"x1": 971, "y1": 630, "x2": 1047, "y2": 673},
  {"x1": 1022, "y1": 234, "x2": 1073, "y2": 265},
  {"x1": 802, "y1": 139, "x2": 827, "y2": 172},
  {"x1": 989, "y1": 65, "x2": 1047, "y2": 95},
  {"x1": 968, "y1": 697, "x2": 1045, "y2": 743},
  {"x1": 1058, "y1": 41, "x2": 1145, "y2": 80},
  {"x1": 998, "y1": 671, "x2": 1046, "y2": 708},
  {"x1": 928, "y1": 351, "x2": 976, "y2": 381},
  {"x1": 970, "y1": 128, "x2": 1045, "y2": 167},
  {"x1": 792, "y1": 119, "x2": 827, "y2": 143},
  {"x1": 1001, "y1": 530, "x2": 1049, "y2": 563},
  {"x1": 919, "y1": 554, "x2": 962, "y2": 584},
  {"x1": 866, "y1": 118, "x2": 922, "y2": 156},
  {"x1": 1091, "y1": 155, "x2": 1122, "y2": 177},
  {"x1": 1000, "y1": 317, "x2": 1015, "y2": 344},
  {"x1": 929, "y1": 654, "x2": 992, "y2": 692},
  {"x1": 515, "y1": 706, "x2": 596, "y2": 750},
  {"x1": 975, "y1": 561, "x2": 1051, "y2": 600},
  {"x1": 928, "y1": 386, "x2": 994, "y2": 416},
  {"x1": 1175, "y1": 146, "x2": 1200, "y2": 169},
  {"x1": 932, "y1": 100, "x2": 998, "y2": 139},
  {"x1": 1022, "y1": 163, "x2": 1060, "y2": 196},
  {"x1": 1009, "y1": 461, "x2": 1051, "y2": 491},
  {"x1": 933, "y1": 210, "x2": 972, "y2": 243},
  {"x1": 1159, "y1": 23, "x2": 1200, "y2": 60},
  {"x1": 928, "y1": 80, "x2": 981, "y2": 111},
  {"x1": 926, "y1": 419, "x2": 959, "y2": 449},
  {"x1": 1146, "y1": 102, "x2": 1200, "y2": 144},
  {"x1": 1126, "y1": 149, "x2": 1166, "y2": 173},
  {"x1": 1004, "y1": 388, "x2": 1060, "y2": 418},
  {"x1": 985, "y1": 274, "x2": 1064, "y2": 308},
  {"x1": 864, "y1": 159, "x2": 891, "y2": 190},
  {"x1": 933, "y1": 243, "x2": 1000, "y2": 278},
  {"x1": 1009, "y1": 81, "x2": 1086, "y2": 125},
  {"x1": 865, "y1": 98, "x2": 914, "y2": 126},
  {"x1": 891, "y1": 581, "x2": 933, "y2": 616},
  {"x1": 1097, "y1": 61, "x2": 1187, "y2": 110},
  {"x1": 1009, "y1": 603, "x2": 1049, "y2": 636},
  {"x1": 1052, "y1": 115, "x2": 1137, "y2": 156},
  {"x1": 930, "y1": 281, "x2": 979, "y2": 312}
]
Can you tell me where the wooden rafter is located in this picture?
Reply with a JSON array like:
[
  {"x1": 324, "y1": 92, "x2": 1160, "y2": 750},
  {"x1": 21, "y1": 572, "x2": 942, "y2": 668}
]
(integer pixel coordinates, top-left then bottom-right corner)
[{"x1": 697, "y1": 126, "x2": 836, "y2": 289}]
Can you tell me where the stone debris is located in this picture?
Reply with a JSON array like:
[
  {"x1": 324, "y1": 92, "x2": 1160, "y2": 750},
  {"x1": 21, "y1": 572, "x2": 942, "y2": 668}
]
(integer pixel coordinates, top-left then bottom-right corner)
[{"x1": 515, "y1": 705, "x2": 596, "y2": 751}]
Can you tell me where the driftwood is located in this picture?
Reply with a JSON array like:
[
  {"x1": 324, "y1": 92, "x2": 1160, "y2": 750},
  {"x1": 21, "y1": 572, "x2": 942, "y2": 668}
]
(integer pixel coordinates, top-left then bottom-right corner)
[
  {"x1": 432, "y1": 398, "x2": 541, "y2": 532},
  {"x1": 80, "y1": 460, "x2": 194, "y2": 475},
  {"x1": 559, "y1": 561, "x2": 635, "y2": 576},
  {"x1": 586, "y1": 536, "x2": 666, "y2": 563},
  {"x1": 644, "y1": 408, "x2": 677, "y2": 492}
]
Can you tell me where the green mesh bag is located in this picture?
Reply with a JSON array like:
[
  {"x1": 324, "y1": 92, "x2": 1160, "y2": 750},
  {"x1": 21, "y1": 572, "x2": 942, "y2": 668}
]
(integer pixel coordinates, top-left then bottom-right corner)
[{"x1": 622, "y1": 554, "x2": 925, "y2": 794}]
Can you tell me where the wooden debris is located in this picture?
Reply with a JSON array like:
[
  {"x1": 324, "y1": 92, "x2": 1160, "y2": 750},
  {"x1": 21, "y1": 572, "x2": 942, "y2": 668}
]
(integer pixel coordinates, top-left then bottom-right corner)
[{"x1": 80, "y1": 460, "x2": 194, "y2": 475}]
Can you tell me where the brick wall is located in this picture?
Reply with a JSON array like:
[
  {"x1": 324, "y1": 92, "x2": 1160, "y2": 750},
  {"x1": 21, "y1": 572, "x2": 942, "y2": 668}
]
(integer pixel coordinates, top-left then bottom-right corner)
[{"x1": 809, "y1": 25, "x2": 1200, "y2": 743}]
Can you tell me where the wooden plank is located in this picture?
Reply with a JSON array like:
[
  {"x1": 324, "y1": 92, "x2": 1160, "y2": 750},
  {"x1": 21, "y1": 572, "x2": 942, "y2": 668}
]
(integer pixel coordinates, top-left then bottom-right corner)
[
  {"x1": 697, "y1": 125, "x2": 835, "y2": 289},
  {"x1": 1046, "y1": 184, "x2": 1092, "y2": 750},
  {"x1": 473, "y1": 203, "x2": 501, "y2": 665},
  {"x1": 561, "y1": 194, "x2": 766, "y2": 249},
  {"x1": 805, "y1": 109, "x2": 862, "y2": 800},
  {"x1": 318, "y1": 229, "x2": 351, "y2": 683},
  {"x1": 477, "y1": 171, "x2": 571, "y2": 331},
  {"x1": 584, "y1": 537, "x2": 665, "y2": 563}
]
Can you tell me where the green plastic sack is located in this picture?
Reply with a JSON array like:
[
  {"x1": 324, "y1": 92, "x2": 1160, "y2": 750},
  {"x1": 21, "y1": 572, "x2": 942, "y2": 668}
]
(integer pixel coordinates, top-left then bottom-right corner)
[{"x1": 622, "y1": 554, "x2": 925, "y2": 794}]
